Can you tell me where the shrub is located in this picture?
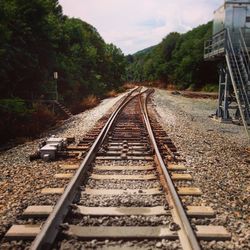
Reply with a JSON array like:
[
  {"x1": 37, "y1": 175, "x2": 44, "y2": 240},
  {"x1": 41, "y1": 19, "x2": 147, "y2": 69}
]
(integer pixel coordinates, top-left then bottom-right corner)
[
  {"x1": 71, "y1": 95, "x2": 100, "y2": 114},
  {"x1": 123, "y1": 82, "x2": 136, "y2": 89},
  {"x1": 0, "y1": 98, "x2": 32, "y2": 115},
  {"x1": 26, "y1": 103, "x2": 57, "y2": 136},
  {"x1": 0, "y1": 102, "x2": 57, "y2": 144},
  {"x1": 202, "y1": 84, "x2": 219, "y2": 92},
  {"x1": 105, "y1": 90, "x2": 118, "y2": 98},
  {"x1": 80, "y1": 95, "x2": 100, "y2": 109},
  {"x1": 187, "y1": 84, "x2": 196, "y2": 91}
]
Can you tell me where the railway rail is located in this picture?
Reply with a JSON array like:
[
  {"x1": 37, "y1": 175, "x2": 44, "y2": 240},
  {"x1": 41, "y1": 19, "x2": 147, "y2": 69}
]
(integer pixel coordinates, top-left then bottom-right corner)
[{"x1": 2, "y1": 88, "x2": 231, "y2": 249}]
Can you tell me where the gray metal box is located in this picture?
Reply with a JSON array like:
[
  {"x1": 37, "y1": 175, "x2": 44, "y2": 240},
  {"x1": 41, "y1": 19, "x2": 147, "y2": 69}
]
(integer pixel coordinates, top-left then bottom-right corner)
[
  {"x1": 213, "y1": 0, "x2": 250, "y2": 47},
  {"x1": 40, "y1": 145, "x2": 57, "y2": 160},
  {"x1": 46, "y1": 137, "x2": 65, "y2": 150}
]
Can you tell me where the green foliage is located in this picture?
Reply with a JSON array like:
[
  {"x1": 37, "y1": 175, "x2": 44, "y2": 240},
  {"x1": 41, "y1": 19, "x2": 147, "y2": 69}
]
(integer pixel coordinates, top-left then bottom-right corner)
[
  {"x1": 0, "y1": 98, "x2": 31, "y2": 115},
  {"x1": 127, "y1": 22, "x2": 218, "y2": 90},
  {"x1": 202, "y1": 84, "x2": 219, "y2": 92},
  {"x1": 0, "y1": 101, "x2": 56, "y2": 143},
  {"x1": 0, "y1": 0, "x2": 126, "y2": 102},
  {"x1": 0, "y1": 0, "x2": 126, "y2": 143}
]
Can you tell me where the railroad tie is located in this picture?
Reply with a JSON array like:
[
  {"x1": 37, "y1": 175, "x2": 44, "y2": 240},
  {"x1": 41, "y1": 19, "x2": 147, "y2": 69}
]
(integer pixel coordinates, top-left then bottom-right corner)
[
  {"x1": 167, "y1": 163, "x2": 187, "y2": 171},
  {"x1": 22, "y1": 205, "x2": 215, "y2": 218},
  {"x1": 178, "y1": 187, "x2": 203, "y2": 196},
  {"x1": 60, "y1": 164, "x2": 79, "y2": 170},
  {"x1": 5, "y1": 225, "x2": 231, "y2": 241},
  {"x1": 96, "y1": 156, "x2": 153, "y2": 161},
  {"x1": 94, "y1": 165, "x2": 155, "y2": 171},
  {"x1": 54, "y1": 173, "x2": 74, "y2": 179},
  {"x1": 82, "y1": 188, "x2": 163, "y2": 196},
  {"x1": 90, "y1": 174, "x2": 157, "y2": 180},
  {"x1": 171, "y1": 173, "x2": 193, "y2": 181},
  {"x1": 41, "y1": 188, "x2": 64, "y2": 194}
]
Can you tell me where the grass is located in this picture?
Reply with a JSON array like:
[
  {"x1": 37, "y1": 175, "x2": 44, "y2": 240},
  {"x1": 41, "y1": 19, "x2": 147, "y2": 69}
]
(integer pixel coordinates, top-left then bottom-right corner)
[
  {"x1": 123, "y1": 82, "x2": 137, "y2": 89},
  {"x1": 0, "y1": 103, "x2": 57, "y2": 145},
  {"x1": 80, "y1": 95, "x2": 100, "y2": 110},
  {"x1": 202, "y1": 84, "x2": 219, "y2": 92},
  {"x1": 105, "y1": 90, "x2": 118, "y2": 98}
]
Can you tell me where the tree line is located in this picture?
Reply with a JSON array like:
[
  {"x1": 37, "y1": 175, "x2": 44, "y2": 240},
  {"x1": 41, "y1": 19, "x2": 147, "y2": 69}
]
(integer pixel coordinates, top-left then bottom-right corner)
[
  {"x1": 0, "y1": 0, "x2": 126, "y2": 144},
  {"x1": 0, "y1": 0, "x2": 126, "y2": 102},
  {"x1": 126, "y1": 21, "x2": 218, "y2": 91},
  {"x1": 0, "y1": 1, "x2": 219, "y2": 144}
]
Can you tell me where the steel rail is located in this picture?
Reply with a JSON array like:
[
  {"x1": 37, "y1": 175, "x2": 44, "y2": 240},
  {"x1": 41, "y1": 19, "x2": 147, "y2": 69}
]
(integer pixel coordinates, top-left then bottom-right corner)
[
  {"x1": 139, "y1": 89, "x2": 201, "y2": 250},
  {"x1": 30, "y1": 87, "x2": 142, "y2": 250}
]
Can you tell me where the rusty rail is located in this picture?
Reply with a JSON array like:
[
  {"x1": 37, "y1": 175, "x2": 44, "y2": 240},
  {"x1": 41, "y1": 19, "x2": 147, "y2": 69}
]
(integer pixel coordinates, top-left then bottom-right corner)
[
  {"x1": 139, "y1": 89, "x2": 201, "y2": 250},
  {"x1": 30, "y1": 87, "x2": 142, "y2": 249}
]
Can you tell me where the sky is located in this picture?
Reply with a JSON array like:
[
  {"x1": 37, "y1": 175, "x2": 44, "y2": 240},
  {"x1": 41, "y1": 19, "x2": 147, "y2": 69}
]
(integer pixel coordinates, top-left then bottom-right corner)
[{"x1": 59, "y1": 0, "x2": 224, "y2": 55}]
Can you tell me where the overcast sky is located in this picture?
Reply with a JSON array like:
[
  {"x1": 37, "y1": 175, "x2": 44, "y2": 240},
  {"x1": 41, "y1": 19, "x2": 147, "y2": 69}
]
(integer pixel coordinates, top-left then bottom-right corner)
[{"x1": 59, "y1": 0, "x2": 224, "y2": 55}]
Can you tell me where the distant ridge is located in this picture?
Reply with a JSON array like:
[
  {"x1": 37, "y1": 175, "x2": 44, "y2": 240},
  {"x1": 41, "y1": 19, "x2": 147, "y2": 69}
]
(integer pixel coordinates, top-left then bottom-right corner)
[
  {"x1": 126, "y1": 21, "x2": 218, "y2": 91},
  {"x1": 133, "y1": 45, "x2": 155, "y2": 56}
]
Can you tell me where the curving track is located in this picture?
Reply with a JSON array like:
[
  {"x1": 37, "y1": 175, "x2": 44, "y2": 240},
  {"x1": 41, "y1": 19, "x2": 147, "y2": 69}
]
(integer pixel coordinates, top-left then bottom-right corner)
[{"x1": 3, "y1": 88, "x2": 231, "y2": 249}]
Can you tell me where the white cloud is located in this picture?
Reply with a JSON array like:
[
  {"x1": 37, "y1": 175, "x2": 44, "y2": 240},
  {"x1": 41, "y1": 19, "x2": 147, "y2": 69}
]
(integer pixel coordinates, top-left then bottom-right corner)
[{"x1": 59, "y1": 0, "x2": 224, "y2": 54}]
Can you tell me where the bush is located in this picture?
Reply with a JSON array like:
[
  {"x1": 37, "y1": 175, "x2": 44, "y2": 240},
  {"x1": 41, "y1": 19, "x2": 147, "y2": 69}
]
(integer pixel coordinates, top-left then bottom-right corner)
[
  {"x1": 80, "y1": 95, "x2": 100, "y2": 109},
  {"x1": 123, "y1": 82, "x2": 136, "y2": 89},
  {"x1": 105, "y1": 90, "x2": 118, "y2": 98},
  {"x1": 71, "y1": 95, "x2": 100, "y2": 114},
  {"x1": 26, "y1": 103, "x2": 57, "y2": 136},
  {"x1": 0, "y1": 98, "x2": 32, "y2": 115},
  {"x1": 202, "y1": 84, "x2": 219, "y2": 92},
  {"x1": 187, "y1": 84, "x2": 196, "y2": 91},
  {"x1": 0, "y1": 102, "x2": 56, "y2": 144}
]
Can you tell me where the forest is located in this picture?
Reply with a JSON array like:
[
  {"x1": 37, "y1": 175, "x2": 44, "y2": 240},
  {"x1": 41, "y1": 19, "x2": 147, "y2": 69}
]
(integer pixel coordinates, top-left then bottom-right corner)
[
  {"x1": 0, "y1": 0, "x2": 218, "y2": 145},
  {"x1": 0, "y1": 0, "x2": 126, "y2": 144},
  {"x1": 126, "y1": 22, "x2": 218, "y2": 91}
]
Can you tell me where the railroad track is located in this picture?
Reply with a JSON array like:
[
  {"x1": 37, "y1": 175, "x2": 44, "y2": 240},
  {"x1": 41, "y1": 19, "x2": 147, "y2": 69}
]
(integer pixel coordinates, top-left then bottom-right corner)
[{"x1": 3, "y1": 88, "x2": 231, "y2": 249}]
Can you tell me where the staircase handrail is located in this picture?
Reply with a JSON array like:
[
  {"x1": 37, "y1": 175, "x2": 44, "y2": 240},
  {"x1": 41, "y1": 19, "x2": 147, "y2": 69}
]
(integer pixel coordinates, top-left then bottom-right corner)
[
  {"x1": 225, "y1": 28, "x2": 250, "y2": 139},
  {"x1": 240, "y1": 28, "x2": 250, "y2": 62},
  {"x1": 239, "y1": 28, "x2": 250, "y2": 75},
  {"x1": 239, "y1": 42, "x2": 250, "y2": 76},
  {"x1": 226, "y1": 29, "x2": 250, "y2": 109},
  {"x1": 204, "y1": 29, "x2": 226, "y2": 58}
]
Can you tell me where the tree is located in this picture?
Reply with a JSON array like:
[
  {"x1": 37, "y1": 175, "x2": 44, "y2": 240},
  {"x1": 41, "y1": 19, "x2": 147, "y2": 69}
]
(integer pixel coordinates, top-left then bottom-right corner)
[
  {"x1": 0, "y1": 0, "x2": 63, "y2": 98},
  {"x1": 126, "y1": 21, "x2": 218, "y2": 90},
  {"x1": 0, "y1": 0, "x2": 126, "y2": 102}
]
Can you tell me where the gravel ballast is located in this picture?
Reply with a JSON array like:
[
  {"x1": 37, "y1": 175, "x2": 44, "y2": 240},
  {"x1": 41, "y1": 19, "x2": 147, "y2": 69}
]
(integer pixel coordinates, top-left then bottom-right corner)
[
  {"x1": 152, "y1": 89, "x2": 250, "y2": 250},
  {"x1": 0, "y1": 88, "x2": 249, "y2": 250},
  {"x1": 0, "y1": 92, "x2": 126, "y2": 240}
]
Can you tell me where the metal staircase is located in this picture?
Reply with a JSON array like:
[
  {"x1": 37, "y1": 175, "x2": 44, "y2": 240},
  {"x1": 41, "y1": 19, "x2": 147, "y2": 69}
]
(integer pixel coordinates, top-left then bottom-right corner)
[
  {"x1": 225, "y1": 28, "x2": 250, "y2": 138},
  {"x1": 54, "y1": 101, "x2": 73, "y2": 118}
]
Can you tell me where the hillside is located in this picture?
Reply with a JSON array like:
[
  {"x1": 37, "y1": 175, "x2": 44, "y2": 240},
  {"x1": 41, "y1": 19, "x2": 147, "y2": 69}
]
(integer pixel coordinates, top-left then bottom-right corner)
[
  {"x1": 133, "y1": 45, "x2": 156, "y2": 57},
  {"x1": 0, "y1": 0, "x2": 126, "y2": 144},
  {"x1": 126, "y1": 22, "x2": 218, "y2": 91}
]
